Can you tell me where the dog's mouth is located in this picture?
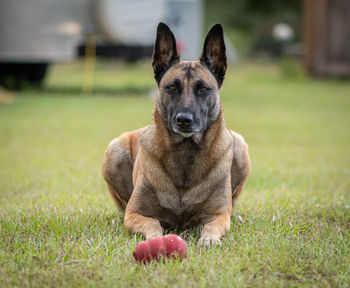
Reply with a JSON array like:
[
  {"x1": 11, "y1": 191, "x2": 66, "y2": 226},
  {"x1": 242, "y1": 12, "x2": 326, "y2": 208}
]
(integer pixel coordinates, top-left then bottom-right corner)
[
  {"x1": 176, "y1": 131, "x2": 194, "y2": 138},
  {"x1": 173, "y1": 127, "x2": 201, "y2": 138}
]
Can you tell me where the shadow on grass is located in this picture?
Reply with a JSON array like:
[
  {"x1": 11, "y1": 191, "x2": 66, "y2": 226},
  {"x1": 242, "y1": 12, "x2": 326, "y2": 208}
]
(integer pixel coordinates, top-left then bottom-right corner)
[{"x1": 32, "y1": 85, "x2": 155, "y2": 97}]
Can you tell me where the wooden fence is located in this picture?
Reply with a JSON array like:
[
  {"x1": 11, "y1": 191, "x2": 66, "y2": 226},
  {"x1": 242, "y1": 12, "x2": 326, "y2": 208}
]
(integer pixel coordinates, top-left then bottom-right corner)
[{"x1": 304, "y1": 0, "x2": 350, "y2": 76}]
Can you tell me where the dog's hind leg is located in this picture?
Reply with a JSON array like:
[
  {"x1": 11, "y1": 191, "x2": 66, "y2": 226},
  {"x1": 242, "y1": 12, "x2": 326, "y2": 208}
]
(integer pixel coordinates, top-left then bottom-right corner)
[
  {"x1": 102, "y1": 129, "x2": 143, "y2": 212},
  {"x1": 106, "y1": 183, "x2": 128, "y2": 212},
  {"x1": 102, "y1": 138, "x2": 133, "y2": 212},
  {"x1": 230, "y1": 130, "x2": 251, "y2": 205}
]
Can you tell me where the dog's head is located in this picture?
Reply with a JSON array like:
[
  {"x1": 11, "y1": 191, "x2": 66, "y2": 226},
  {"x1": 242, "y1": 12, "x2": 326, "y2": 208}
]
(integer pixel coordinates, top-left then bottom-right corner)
[{"x1": 152, "y1": 23, "x2": 227, "y2": 138}]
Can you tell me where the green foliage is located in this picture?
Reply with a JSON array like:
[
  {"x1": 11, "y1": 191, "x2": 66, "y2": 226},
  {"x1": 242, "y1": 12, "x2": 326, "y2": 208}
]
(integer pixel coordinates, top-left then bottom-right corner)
[
  {"x1": 278, "y1": 57, "x2": 306, "y2": 79},
  {"x1": 0, "y1": 61, "x2": 349, "y2": 287},
  {"x1": 205, "y1": 0, "x2": 301, "y2": 31},
  {"x1": 204, "y1": 0, "x2": 302, "y2": 58}
]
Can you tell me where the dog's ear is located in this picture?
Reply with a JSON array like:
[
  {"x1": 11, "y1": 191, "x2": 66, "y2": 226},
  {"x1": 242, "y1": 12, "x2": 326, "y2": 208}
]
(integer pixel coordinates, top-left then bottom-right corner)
[
  {"x1": 152, "y1": 22, "x2": 180, "y2": 85},
  {"x1": 200, "y1": 24, "x2": 227, "y2": 88}
]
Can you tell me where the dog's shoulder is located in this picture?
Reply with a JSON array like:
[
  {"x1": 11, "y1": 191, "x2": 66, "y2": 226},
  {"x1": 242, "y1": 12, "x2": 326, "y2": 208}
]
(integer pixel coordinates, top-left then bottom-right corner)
[
  {"x1": 229, "y1": 130, "x2": 248, "y2": 150},
  {"x1": 105, "y1": 126, "x2": 150, "y2": 164},
  {"x1": 229, "y1": 129, "x2": 251, "y2": 170}
]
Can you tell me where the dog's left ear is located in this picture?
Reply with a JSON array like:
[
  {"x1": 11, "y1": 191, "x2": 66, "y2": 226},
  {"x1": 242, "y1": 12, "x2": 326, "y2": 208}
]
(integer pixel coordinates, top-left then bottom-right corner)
[
  {"x1": 200, "y1": 24, "x2": 227, "y2": 88},
  {"x1": 152, "y1": 22, "x2": 180, "y2": 85}
]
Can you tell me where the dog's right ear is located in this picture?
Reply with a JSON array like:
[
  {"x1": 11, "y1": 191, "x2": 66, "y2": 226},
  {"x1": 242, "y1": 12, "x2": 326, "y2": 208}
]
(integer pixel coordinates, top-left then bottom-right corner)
[
  {"x1": 152, "y1": 22, "x2": 180, "y2": 85},
  {"x1": 200, "y1": 24, "x2": 227, "y2": 88}
]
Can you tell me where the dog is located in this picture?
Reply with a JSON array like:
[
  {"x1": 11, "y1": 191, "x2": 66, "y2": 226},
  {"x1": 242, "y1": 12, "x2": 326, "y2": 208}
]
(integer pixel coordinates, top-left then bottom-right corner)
[{"x1": 102, "y1": 23, "x2": 251, "y2": 247}]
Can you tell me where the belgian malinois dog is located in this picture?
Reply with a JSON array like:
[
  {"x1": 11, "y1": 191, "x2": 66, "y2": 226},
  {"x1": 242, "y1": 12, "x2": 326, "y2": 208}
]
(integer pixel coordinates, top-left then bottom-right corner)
[{"x1": 102, "y1": 23, "x2": 250, "y2": 247}]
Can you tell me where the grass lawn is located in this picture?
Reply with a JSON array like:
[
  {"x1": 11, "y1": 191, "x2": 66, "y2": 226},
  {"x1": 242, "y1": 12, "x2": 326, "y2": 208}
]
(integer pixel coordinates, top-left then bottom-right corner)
[{"x1": 0, "y1": 60, "x2": 349, "y2": 287}]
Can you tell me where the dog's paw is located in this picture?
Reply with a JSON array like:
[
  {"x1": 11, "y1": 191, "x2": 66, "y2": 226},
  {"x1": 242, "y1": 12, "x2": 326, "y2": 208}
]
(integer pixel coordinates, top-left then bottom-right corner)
[
  {"x1": 145, "y1": 231, "x2": 163, "y2": 240},
  {"x1": 198, "y1": 236, "x2": 222, "y2": 248},
  {"x1": 143, "y1": 219, "x2": 163, "y2": 240}
]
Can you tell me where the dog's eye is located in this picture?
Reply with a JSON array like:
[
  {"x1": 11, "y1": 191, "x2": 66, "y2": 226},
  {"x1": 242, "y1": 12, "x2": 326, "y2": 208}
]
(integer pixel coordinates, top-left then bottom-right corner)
[
  {"x1": 199, "y1": 87, "x2": 209, "y2": 93},
  {"x1": 168, "y1": 85, "x2": 177, "y2": 92}
]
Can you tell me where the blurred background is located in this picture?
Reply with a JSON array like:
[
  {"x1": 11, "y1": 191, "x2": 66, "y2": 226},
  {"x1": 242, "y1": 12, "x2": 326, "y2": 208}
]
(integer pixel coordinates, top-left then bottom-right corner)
[
  {"x1": 0, "y1": 0, "x2": 349, "y2": 207},
  {"x1": 0, "y1": 0, "x2": 349, "y2": 91}
]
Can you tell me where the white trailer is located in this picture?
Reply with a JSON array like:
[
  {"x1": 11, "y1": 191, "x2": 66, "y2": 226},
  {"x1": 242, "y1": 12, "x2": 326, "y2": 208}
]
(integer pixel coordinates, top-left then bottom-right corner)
[{"x1": 0, "y1": 0, "x2": 202, "y2": 88}]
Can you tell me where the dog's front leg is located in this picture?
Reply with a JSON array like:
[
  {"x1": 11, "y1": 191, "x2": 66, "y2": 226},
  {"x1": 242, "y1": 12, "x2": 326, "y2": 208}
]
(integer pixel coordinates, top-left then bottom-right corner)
[
  {"x1": 124, "y1": 177, "x2": 163, "y2": 239},
  {"x1": 198, "y1": 212, "x2": 231, "y2": 247},
  {"x1": 124, "y1": 212, "x2": 163, "y2": 239}
]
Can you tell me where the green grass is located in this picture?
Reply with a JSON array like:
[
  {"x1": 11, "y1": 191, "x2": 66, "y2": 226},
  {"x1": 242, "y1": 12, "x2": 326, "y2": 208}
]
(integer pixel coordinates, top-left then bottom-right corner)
[{"x1": 0, "y1": 60, "x2": 349, "y2": 287}]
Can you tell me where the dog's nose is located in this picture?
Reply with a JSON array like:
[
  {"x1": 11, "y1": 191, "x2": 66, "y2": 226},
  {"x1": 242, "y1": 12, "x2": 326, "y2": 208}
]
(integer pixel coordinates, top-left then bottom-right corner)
[{"x1": 176, "y1": 112, "x2": 193, "y2": 128}]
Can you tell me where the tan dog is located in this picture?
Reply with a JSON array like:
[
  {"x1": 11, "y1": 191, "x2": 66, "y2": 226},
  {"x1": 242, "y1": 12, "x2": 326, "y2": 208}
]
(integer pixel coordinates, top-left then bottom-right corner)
[{"x1": 102, "y1": 23, "x2": 250, "y2": 247}]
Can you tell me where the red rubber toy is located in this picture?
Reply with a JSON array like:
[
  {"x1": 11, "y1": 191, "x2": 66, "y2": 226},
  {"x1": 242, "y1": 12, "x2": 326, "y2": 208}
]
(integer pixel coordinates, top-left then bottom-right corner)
[{"x1": 133, "y1": 234, "x2": 187, "y2": 263}]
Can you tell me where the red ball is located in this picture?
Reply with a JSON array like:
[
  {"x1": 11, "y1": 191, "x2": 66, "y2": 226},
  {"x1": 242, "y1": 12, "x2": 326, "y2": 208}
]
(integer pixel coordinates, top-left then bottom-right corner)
[
  {"x1": 133, "y1": 234, "x2": 187, "y2": 263},
  {"x1": 162, "y1": 234, "x2": 187, "y2": 258}
]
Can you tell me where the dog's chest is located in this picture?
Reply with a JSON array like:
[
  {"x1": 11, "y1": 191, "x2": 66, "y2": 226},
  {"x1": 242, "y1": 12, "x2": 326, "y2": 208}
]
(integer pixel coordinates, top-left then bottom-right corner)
[
  {"x1": 155, "y1": 186, "x2": 223, "y2": 230},
  {"x1": 152, "y1": 138, "x2": 230, "y2": 227},
  {"x1": 164, "y1": 141, "x2": 199, "y2": 189},
  {"x1": 155, "y1": 190, "x2": 196, "y2": 213},
  {"x1": 155, "y1": 191, "x2": 202, "y2": 228}
]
